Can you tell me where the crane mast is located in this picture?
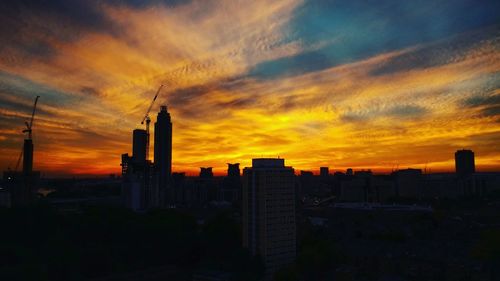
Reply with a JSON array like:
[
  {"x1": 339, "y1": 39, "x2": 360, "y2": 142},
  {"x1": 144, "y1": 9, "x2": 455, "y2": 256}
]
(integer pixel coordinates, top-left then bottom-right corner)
[
  {"x1": 23, "y1": 95, "x2": 40, "y2": 140},
  {"x1": 141, "y1": 85, "x2": 164, "y2": 161}
]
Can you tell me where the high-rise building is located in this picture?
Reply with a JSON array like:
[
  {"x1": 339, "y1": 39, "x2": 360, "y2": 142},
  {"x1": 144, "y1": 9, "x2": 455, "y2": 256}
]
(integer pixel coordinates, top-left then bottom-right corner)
[
  {"x1": 3, "y1": 138, "x2": 40, "y2": 207},
  {"x1": 121, "y1": 129, "x2": 153, "y2": 211},
  {"x1": 227, "y1": 163, "x2": 240, "y2": 177},
  {"x1": 132, "y1": 129, "x2": 147, "y2": 164},
  {"x1": 455, "y1": 149, "x2": 475, "y2": 176},
  {"x1": 346, "y1": 168, "x2": 353, "y2": 176},
  {"x1": 23, "y1": 139, "x2": 33, "y2": 175},
  {"x1": 242, "y1": 158, "x2": 296, "y2": 277},
  {"x1": 320, "y1": 166, "x2": 329, "y2": 177},
  {"x1": 219, "y1": 163, "x2": 241, "y2": 203},
  {"x1": 200, "y1": 167, "x2": 213, "y2": 179},
  {"x1": 154, "y1": 105, "x2": 172, "y2": 205},
  {"x1": 393, "y1": 168, "x2": 422, "y2": 198}
]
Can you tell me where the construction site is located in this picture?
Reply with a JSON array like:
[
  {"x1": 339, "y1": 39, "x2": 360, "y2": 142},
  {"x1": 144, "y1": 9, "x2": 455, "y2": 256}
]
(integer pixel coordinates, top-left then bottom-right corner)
[
  {"x1": 120, "y1": 84, "x2": 175, "y2": 210},
  {"x1": 0, "y1": 83, "x2": 175, "y2": 210},
  {"x1": 1, "y1": 96, "x2": 41, "y2": 207}
]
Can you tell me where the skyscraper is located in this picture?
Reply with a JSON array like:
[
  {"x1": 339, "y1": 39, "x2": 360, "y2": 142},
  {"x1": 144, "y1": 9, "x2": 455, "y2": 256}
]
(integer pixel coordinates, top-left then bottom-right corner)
[
  {"x1": 23, "y1": 139, "x2": 33, "y2": 175},
  {"x1": 154, "y1": 105, "x2": 172, "y2": 205},
  {"x1": 320, "y1": 166, "x2": 329, "y2": 178},
  {"x1": 221, "y1": 163, "x2": 241, "y2": 203},
  {"x1": 455, "y1": 149, "x2": 475, "y2": 176},
  {"x1": 121, "y1": 129, "x2": 153, "y2": 211},
  {"x1": 132, "y1": 129, "x2": 147, "y2": 164},
  {"x1": 199, "y1": 167, "x2": 213, "y2": 179},
  {"x1": 242, "y1": 158, "x2": 296, "y2": 277},
  {"x1": 227, "y1": 163, "x2": 240, "y2": 177}
]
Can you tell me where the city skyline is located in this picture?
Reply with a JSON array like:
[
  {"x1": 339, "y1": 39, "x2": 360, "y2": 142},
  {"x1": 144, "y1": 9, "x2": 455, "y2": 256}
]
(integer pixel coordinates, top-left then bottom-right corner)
[{"x1": 0, "y1": 0, "x2": 499, "y2": 177}]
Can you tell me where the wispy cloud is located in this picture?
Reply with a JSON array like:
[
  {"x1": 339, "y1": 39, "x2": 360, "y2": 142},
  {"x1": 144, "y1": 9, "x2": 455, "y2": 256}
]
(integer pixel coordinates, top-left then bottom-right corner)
[{"x1": 0, "y1": 0, "x2": 499, "y2": 175}]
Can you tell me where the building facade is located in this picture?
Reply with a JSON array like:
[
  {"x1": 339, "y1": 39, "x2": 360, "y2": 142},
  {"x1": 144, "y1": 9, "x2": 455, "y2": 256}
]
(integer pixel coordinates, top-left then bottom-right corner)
[{"x1": 242, "y1": 158, "x2": 296, "y2": 277}]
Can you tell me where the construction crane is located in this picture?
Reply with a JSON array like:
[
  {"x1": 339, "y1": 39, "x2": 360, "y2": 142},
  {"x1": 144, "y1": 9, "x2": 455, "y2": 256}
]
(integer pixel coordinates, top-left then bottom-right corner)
[
  {"x1": 6, "y1": 147, "x2": 22, "y2": 172},
  {"x1": 22, "y1": 95, "x2": 40, "y2": 140},
  {"x1": 14, "y1": 150, "x2": 23, "y2": 172},
  {"x1": 141, "y1": 85, "x2": 164, "y2": 161}
]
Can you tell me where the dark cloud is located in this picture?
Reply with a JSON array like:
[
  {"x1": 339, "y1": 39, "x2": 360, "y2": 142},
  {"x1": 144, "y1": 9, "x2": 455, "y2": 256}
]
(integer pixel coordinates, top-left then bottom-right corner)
[
  {"x1": 248, "y1": 51, "x2": 333, "y2": 80},
  {"x1": 462, "y1": 93, "x2": 500, "y2": 118},
  {"x1": 386, "y1": 105, "x2": 428, "y2": 118},
  {"x1": 0, "y1": 0, "x2": 191, "y2": 65},
  {"x1": 370, "y1": 28, "x2": 499, "y2": 76},
  {"x1": 0, "y1": 0, "x2": 115, "y2": 63},
  {"x1": 165, "y1": 76, "x2": 257, "y2": 119},
  {"x1": 482, "y1": 106, "x2": 500, "y2": 118},
  {"x1": 0, "y1": 98, "x2": 36, "y2": 118},
  {"x1": 106, "y1": 0, "x2": 192, "y2": 8},
  {"x1": 80, "y1": 87, "x2": 102, "y2": 97},
  {"x1": 248, "y1": 0, "x2": 500, "y2": 80},
  {"x1": 165, "y1": 84, "x2": 223, "y2": 120},
  {"x1": 0, "y1": 71, "x2": 75, "y2": 106},
  {"x1": 463, "y1": 94, "x2": 500, "y2": 108},
  {"x1": 167, "y1": 85, "x2": 212, "y2": 107},
  {"x1": 216, "y1": 97, "x2": 255, "y2": 110},
  {"x1": 340, "y1": 113, "x2": 367, "y2": 123},
  {"x1": 340, "y1": 104, "x2": 428, "y2": 123}
]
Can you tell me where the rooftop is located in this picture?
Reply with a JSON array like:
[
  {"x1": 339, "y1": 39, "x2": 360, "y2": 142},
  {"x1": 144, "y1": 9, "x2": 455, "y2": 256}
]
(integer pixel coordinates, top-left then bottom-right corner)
[{"x1": 252, "y1": 158, "x2": 285, "y2": 168}]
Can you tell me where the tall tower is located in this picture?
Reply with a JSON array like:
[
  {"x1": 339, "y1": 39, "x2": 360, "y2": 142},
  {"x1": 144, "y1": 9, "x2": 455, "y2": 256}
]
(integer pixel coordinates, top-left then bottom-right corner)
[
  {"x1": 132, "y1": 129, "x2": 147, "y2": 164},
  {"x1": 154, "y1": 105, "x2": 172, "y2": 205},
  {"x1": 242, "y1": 158, "x2": 296, "y2": 277},
  {"x1": 455, "y1": 149, "x2": 475, "y2": 176},
  {"x1": 227, "y1": 163, "x2": 240, "y2": 177},
  {"x1": 320, "y1": 166, "x2": 329, "y2": 178},
  {"x1": 23, "y1": 139, "x2": 33, "y2": 175},
  {"x1": 121, "y1": 129, "x2": 152, "y2": 211}
]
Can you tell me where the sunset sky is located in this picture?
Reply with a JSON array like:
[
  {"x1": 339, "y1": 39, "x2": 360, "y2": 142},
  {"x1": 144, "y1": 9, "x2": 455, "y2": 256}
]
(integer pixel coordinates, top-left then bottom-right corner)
[{"x1": 0, "y1": 0, "x2": 499, "y2": 177}]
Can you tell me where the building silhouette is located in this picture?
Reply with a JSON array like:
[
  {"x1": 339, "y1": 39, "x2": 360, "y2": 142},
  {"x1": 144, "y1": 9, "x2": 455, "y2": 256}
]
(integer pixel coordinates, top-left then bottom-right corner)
[
  {"x1": 221, "y1": 163, "x2": 241, "y2": 203},
  {"x1": 393, "y1": 168, "x2": 422, "y2": 198},
  {"x1": 2, "y1": 132, "x2": 40, "y2": 207},
  {"x1": 199, "y1": 167, "x2": 213, "y2": 179},
  {"x1": 320, "y1": 166, "x2": 329, "y2": 177},
  {"x1": 121, "y1": 129, "x2": 153, "y2": 211},
  {"x1": 154, "y1": 105, "x2": 173, "y2": 206},
  {"x1": 121, "y1": 106, "x2": 172, "y2": 210},
  {"x1": 455, "y1": 149, "x2": 475, "y2": 176},
  {"x1": 227, "y1": 163, "x2": 240, "y2": 177},
  {"x1": 132, "y1": 129, "x2": 147, "y2": 164},
  {"x1": 242, "y1": 158, "x2": 296, "y2": 277},
  {"x1": 346, "y1": 168, "x2": 353, "y2": 176},
  {"x1": 2, "y1": 96, "x2": 40, "y2": 207}
]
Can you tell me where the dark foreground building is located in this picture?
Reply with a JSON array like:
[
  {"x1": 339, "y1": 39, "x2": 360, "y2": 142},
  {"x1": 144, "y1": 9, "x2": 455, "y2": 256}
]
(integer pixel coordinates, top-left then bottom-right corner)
[
  {"x1": 242, "y1": 158, "x2": 296, "y2": 278},
  {"x1": 455, "y1": 149, "x2": 475, "y2": 176}
]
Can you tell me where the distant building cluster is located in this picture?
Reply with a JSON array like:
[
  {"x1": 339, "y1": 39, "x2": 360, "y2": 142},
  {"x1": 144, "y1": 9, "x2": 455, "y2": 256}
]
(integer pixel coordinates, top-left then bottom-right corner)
[
  {"x1": 120, "y1": 106, "x2": 242, "y2": 211},
  {"x1": 299, "y1": 149, "x2": 500, "y2": 205},
  {"x1": 121, "y1": 105, "x2": 173, "y2": 210},
  {"x1": 120, "y1": 107, "x2": 298, "y2": 276}
]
